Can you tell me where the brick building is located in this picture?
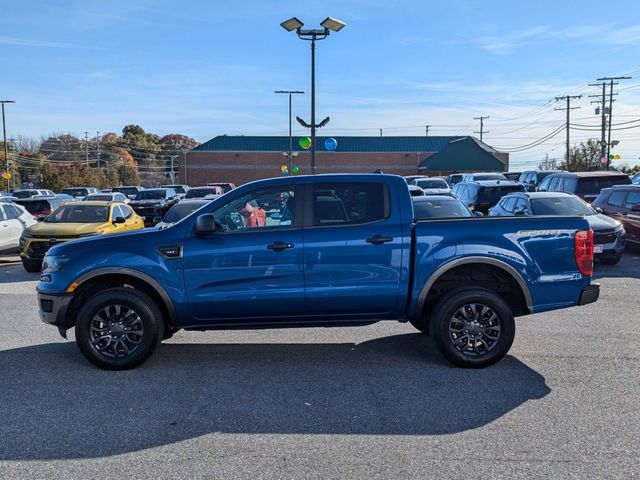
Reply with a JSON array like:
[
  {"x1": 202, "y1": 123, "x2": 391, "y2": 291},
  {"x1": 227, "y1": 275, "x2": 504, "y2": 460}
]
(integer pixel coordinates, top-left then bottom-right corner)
[{"x1": 179, "y1": 135, "x2": 509, "y2": 186}]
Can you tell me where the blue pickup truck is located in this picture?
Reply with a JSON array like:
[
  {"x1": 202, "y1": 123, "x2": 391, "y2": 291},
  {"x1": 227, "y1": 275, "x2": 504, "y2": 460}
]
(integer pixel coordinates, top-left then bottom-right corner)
[{"x1": 36, "y1": 174, "x2": 599, "y2": 370}]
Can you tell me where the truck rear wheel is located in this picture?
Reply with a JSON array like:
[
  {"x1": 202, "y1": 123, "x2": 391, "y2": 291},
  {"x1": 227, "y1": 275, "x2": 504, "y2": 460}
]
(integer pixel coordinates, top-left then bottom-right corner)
[
  {"x1": 430, "y1": 288, "x2": 515, "y2": 368},
  {"x1": 75, "y1": 287, "x2": 164, "y2": 370}
]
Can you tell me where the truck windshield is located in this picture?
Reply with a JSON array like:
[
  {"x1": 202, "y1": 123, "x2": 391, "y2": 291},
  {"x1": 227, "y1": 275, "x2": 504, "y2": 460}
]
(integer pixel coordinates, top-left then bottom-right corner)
[
  {"x1": 530, "y1": 197, "x2": 594, "y2": 215},
  {"x1": 474, "y1": 174, "x2": 506, "y2": 181},
  {"x1": 46, "y1": 205, "x2": 109, "y2": 223},
  {"x1": 576, "y1": 176, "x2": 631, "y2": 194},
  {"x1": 136, "y1": 190, "x2": 165, "y2": 200}
]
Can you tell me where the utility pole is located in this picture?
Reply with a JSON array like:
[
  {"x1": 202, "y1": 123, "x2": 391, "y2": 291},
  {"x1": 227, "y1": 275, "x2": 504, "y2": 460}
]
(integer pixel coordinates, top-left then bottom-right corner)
[
  {"x1": 554, "y1": 95, "x2": 582, "y2": 169},
  {"x1": 589, "y1": 76, "x2": 631, "y2": 169},
  {"x1": 84, "y1": 131, "x2": 89, "y2": 164},
  {"x1": 96, "y1": 131, "x2": 101, "y2": 169},
  {"x1": 1, "y1": 100, "x2": 16, "y2": 191},
  {"x1": 473, "y1": 116, "x2": 489, "y2": 141},
  {"x1": 425, "y1": 125, "x2": 430, "y2": 136},
  {"x1": 598, "y1": 76, "x2": 631, "y2": 165}
]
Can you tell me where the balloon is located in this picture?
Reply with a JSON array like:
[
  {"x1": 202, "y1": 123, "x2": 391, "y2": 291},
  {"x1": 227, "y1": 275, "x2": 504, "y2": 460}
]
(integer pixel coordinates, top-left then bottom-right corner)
[
  {"x1": 324, "y1": 137, "x2": 337, "y2": 151},
  {"x1": 292, "y1": 166, "x2": 299, "y2": 174},
  {"x1": 280, "y1": 165, "x2": 287, "y2": 172},
  {"x1": 299, "y1": 137, "x2": 311, "y2": 150},
  {"x1": 609, "y1": 154, "x2": 614, "y2": 160},
  {"x1": 614, "y1": 154, "x2": 620, "y2": 160}
]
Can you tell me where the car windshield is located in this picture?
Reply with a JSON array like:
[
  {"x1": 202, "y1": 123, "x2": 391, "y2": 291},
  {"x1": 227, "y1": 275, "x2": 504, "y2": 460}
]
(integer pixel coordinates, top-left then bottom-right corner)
[
  {"x1": 413, "y1": 199, "x2": 472, "y2": 219},
  {"x1": 164, "y1": 185, "x2": 186, "y2": 194},
  {"x1": 415, "y1": 179, "x2": 448, "y2": 189},
  {"x1": 476, "y1": 185, "x2": 524, "y2": 204},
  {"x1": 163, "y1": 202, "x2": 207, "y2": 223},
  {"x1": 85, "y1": 195, "x2": 113, "y2": 201},
  {"x1": 46, "y1": 205, "x2": 109, "y2": 223},
  {"x1": 20, "y1": 200, "x2": 52, "y2": 214},
  {"x1": 185, "y1": 188, "x2": 214, "y2": 198},
  {"x1": 11, "y1": 191, "x2": 37, "y2": 199},
  {"x1": 113, "y1": 187, "x2": 140, "y2": 197},
  {"x1": 135, "y1": 190, "x2": 165, "y2": 200},
  {"x1": 62, "y1": 188, "x2": 89, "y2": 197},
  {"x1": 474, "y1": 174, "x2": 507, "y2": 180},
  {"x1": 530, "y1": 197, "x2": 594, "y2": 215}
]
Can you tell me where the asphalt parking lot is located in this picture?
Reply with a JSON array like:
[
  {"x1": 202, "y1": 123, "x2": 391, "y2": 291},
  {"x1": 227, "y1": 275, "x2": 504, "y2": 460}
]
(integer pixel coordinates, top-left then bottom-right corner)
[{"x1": 0, "y1": 253, "x2": 639, "y2": 479}]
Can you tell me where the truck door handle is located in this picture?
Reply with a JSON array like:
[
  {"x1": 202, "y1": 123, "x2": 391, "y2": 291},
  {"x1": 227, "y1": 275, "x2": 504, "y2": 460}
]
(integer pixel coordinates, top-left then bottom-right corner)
[
  {"x1": 267, "y1": 241, "x2": 294, "y2": 251},
  {"x1": 366, "y1": 235, "x2": 393, "y2": 245}
]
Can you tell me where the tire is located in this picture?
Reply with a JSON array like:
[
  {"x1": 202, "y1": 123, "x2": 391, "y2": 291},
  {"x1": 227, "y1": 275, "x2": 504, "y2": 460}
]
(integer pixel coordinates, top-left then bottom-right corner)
[
  {"x1": 75, "y1": 287, "x2": 164, "y2": 370},
  {"x1": 409, "y1": 316, "x2": 430, "y2": 335},
  {"x1": 431, "y1": 288, "x2": 515, "y2": 368},
  {"x1": 22, "y1": 258, "x2": 41, "y2": 273},
  {"x1": 599, "y1": 255, "x2": 621, "y2": 265}
]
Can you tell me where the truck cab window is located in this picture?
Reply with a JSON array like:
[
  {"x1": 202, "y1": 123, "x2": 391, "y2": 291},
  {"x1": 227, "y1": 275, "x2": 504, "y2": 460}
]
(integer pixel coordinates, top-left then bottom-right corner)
[
  {"x1": 312, "y1": 183, "x2": 388, "y2": 226},
  {"x1": 213, "y1": 186, "x2": 295, "y2": 231}
]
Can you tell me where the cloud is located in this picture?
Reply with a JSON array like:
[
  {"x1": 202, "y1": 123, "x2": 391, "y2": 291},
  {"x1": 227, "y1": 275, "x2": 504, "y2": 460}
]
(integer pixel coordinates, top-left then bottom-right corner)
[
  {"x1": 0, "y1": 36, "x2": 80, "y2": 49},
  {"x1": 474, "y1": 23, "x2": 640, "y2": 55}
]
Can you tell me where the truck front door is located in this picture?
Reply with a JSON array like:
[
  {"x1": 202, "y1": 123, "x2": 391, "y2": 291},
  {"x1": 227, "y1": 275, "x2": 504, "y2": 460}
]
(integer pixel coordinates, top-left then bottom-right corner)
[{"x1": 183, "y1": 184, "x2": 305, "y2": 321}]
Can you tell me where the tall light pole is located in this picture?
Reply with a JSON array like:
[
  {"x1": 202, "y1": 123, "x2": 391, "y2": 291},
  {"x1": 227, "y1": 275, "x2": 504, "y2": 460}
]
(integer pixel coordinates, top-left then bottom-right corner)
[
  {"x1": 275, "y1": 90, "x2": 304, "y2": 174},
  {"x1": 281, "y1": 16, "x2": 346, "y2": 174},
  {"x1": 1, "y1": 100, "x2": 16, "y2": 191}
]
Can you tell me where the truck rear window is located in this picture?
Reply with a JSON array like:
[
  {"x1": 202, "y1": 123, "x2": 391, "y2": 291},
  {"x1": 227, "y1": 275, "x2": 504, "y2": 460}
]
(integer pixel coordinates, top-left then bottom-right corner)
[{"x1": 312, "y1": 183, "x2": 389, "y2": 226}]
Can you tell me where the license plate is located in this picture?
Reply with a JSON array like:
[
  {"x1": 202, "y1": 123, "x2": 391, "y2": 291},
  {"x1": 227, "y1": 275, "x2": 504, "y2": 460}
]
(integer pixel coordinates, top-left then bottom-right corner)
[{"x1": 594, "y1": 245, "x2": 603, "y2": 253}]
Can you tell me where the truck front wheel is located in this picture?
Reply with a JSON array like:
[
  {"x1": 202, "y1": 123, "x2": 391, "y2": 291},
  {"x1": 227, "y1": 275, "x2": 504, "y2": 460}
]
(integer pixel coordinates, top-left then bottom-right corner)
[
  {"x1": 75, "y1": 287, "x2": 164, "y2": 370},
  {"x1": 430, "y1": 288, "x2": 515, "y2": 368}
]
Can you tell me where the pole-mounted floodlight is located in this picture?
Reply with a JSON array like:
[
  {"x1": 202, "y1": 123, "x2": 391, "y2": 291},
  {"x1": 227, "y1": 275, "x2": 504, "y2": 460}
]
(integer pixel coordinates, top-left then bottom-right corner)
[
  {"x1": 280, "y1": 17, "x2": 304, "y2": 32},
  {"x1": 320, "y1": 17, "x2": 346, "y2": 32},
  {"x1": 281, "y1": 16, "x2": 346, "y2": 174},
  {"x1": 317, "y1": 116, "x2": 330, "y2": 128}
]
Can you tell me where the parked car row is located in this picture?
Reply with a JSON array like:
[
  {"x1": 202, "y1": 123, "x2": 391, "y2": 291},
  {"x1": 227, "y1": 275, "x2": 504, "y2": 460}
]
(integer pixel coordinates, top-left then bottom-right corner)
[
  {"x1": 403, "y1": 170, "x2": 638, "y2": 267},
  {"x1": 1, "y1": 182, "x2": 237, "y2": 271}
]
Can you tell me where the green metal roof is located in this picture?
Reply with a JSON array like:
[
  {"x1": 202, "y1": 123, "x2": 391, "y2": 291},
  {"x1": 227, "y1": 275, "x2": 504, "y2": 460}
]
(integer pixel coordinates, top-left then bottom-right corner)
[
  {"x1": 419, "y1": 137, "x2": 506, "y2": 172},
  {"x1": 194, "y1": 135, "x2": 465, "y2": 153}
]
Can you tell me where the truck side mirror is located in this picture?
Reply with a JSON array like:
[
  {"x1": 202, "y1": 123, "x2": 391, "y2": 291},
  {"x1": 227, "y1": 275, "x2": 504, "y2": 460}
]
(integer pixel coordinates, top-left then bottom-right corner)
[
  {"x1": 594, "y1": 207, "x2": 604, "y2": 214},
  {"x1": 195, "y1": 214, "x2": 217, "y2": 235},
  {"x1": 631, "y1": 204, "x2": 640, "y2": 212},
  {"x1": 114, "y1": 216, "x2": 126, "y2": 224}
]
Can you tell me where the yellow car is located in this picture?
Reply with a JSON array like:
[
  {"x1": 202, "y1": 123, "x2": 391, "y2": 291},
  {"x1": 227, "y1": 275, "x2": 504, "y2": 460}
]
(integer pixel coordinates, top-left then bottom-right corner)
[{"x1": 20, "y1": 201, "x2": 145, "y2": 272}]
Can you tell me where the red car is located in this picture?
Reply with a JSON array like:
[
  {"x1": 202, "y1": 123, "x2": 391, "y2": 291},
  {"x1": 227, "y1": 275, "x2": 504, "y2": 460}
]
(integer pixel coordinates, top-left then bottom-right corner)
[{"x1": 592, "y1": 185, "x2": 640, "y2": 246}]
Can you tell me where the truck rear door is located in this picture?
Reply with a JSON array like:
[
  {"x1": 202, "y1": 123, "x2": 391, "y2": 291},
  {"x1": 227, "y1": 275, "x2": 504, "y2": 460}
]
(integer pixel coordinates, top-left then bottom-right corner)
[{"x1": 302, "y1": 180, "x2": 405, "y2": 316}]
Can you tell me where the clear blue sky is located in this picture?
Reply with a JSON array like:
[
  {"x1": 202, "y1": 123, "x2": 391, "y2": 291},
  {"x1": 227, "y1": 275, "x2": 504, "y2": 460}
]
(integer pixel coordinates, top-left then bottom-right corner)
[{"x1": 2, "y1": 0, "x2": 640, "y2": 168}]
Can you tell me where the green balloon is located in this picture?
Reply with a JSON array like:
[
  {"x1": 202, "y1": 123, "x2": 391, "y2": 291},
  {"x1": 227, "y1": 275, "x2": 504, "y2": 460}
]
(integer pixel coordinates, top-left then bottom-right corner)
[
  {"x1": 299, "y1": 137, "x2": 312, "y2": 150},
  {"x1": 609, "y1": 154, "x2": 614, "y2": 160},
  {"x1": 292, "y1": 166, "x2": 299, "y2": 174}
]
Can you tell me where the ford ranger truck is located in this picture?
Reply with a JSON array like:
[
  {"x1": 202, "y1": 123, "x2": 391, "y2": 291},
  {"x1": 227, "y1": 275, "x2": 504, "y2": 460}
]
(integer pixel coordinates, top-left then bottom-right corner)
[{"x1": 36, "y1": 174, "x2": 599, "y2": 370}]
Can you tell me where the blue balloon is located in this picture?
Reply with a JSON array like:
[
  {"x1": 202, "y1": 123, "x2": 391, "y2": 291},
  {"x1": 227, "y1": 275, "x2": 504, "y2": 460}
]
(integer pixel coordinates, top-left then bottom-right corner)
[{"x1": 324, "y1": 137, "x2": 337, "y2": 151}]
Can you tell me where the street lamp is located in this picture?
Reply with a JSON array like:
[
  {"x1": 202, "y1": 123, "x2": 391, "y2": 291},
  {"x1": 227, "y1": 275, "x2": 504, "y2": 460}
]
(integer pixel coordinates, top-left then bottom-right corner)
[
  {"x1": 1, "y1": 100, "x2": 16, "y2": 191},
  {"x1": 275, "y1": 90, "x2": 304, "y2": 175},
  {"x1": 281, "y1": 16, "x2": 346, "y2": 174}
]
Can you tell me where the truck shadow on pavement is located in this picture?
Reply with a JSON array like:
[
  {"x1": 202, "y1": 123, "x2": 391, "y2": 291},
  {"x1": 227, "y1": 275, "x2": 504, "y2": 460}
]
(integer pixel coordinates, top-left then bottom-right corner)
[
  {"x1": 0, "y1": 333, "x2": 550, "y2": 461},
  {"x1": 0, "y1": 263, "x2": 39, "y2": 284}
]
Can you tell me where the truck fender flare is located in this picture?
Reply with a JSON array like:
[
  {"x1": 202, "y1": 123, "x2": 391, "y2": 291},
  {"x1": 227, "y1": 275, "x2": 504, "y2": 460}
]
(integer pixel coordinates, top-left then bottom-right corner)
[
  {"x1": 416, "y1": 256, "x2": 534, "y2": 315},
  {"x1": 73, "y1": 267, "x2": 178, "y2": 325}
]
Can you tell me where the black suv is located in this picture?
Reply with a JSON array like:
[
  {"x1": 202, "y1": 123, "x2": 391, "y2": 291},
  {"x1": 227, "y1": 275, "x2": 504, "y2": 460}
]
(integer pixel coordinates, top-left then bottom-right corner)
[
  {"x1": 518, "y1": 170, "x2": 563, "y2": 192},
  {"x1": 129, "y1": 188, "x2": 178, "y2": 226},
  {"x1": 451, "y1": 180, "x2": 525, "y2": 214},
  {"x1": 537, "y1": 171, "x2": 631, "y2": 203}
]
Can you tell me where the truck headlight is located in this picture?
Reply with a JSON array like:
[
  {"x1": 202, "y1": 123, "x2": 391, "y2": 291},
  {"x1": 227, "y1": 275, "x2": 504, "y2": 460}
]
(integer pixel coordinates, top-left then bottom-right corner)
[{"x1": 42, "y1": 255, "x2": 70, "y2": 274}]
